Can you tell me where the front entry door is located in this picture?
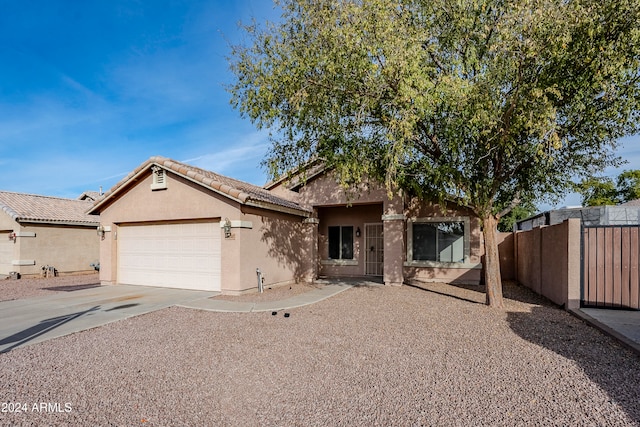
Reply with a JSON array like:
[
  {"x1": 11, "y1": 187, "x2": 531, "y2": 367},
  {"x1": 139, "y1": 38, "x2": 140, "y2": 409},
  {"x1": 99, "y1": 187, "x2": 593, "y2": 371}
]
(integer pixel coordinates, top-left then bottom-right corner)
[{"x1": 365, "y1": 223, "x2": 384, "y2": 276}]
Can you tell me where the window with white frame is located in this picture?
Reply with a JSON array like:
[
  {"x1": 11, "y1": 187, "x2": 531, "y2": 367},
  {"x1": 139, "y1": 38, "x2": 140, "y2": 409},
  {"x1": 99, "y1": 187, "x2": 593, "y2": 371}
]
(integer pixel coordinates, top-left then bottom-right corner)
[
  {"x1": 407, "y1": 217, "x2": 470, "y2": 264},
  {"x1": 328, "y1": 226, "x2": 354, "y2": 260}
]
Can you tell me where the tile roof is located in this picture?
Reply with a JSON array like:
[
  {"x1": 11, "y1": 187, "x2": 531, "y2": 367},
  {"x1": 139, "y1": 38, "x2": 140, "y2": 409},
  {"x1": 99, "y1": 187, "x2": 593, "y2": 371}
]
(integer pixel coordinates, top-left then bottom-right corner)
[
  {"x1": 77, "y1": 191, "x2": 103, "y2": 202},
  {"x1": 0, "y1": 191, "x2": 99, "y2": 225},
  {"x1": 620, "y1": 199, "x2": 640, "y2": 207},
  {"x1": 90, "y1": 156, "x2": 312, "y2": 216}
]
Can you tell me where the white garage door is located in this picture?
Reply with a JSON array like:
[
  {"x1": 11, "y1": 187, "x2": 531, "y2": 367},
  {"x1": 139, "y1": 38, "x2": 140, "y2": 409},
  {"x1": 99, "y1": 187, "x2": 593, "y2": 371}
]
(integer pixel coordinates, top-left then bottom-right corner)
[
  {"x1": 0, "y1": 232, "x2": 14, "y2": 275},
  {"x1": 118, "y1": 222, "x2": 221, "y2": 291}
]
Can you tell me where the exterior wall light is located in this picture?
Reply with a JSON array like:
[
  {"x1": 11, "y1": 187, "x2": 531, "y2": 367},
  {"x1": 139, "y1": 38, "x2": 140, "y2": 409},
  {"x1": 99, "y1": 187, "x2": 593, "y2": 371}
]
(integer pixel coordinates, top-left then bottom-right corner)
[
  {"x1": 97, "y1": 225, "x2": 106, "y2": 240},
  {"x1": 8, "y1": 232, "x2": 16, "y2": 242},
  {"x1": 223, "y1": 218, "x2": 232, "y2": 238},
  {"x1": 356, "y1": 227, "x2": 361, "y2": 238}
]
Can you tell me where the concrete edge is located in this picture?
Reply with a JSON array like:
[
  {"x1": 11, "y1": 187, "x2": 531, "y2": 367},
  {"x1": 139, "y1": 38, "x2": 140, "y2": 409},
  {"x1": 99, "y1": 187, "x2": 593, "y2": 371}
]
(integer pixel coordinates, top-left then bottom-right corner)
[
  {"x1": 177, "y1": 284, "x2": 353, "y2": 313},
  {"x1": 569, "y1": 308, "x2": 640, "y2": 357},
  {"x1": 250, "y1": 284, "x2": 352, "y2": 312},
  {"x1": 176, "y1": 299, "x2": 256, "y2": 313}
]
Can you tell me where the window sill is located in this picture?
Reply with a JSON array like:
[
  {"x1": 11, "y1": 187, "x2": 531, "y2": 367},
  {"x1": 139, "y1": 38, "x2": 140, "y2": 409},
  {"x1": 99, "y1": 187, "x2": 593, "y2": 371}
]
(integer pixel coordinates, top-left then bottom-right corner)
[
  {"x1": 404, "y1": 261, "x2": 482, "y2": 269},
  {"x1": 321, "y1": 259, "x2": 358, "y2": 266}
]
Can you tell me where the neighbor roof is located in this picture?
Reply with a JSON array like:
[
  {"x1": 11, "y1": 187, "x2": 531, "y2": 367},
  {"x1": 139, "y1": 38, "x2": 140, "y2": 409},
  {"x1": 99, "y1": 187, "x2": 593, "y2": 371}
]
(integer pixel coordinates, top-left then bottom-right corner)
[
  {"x1": 89, "y1": 156, "x2": 312, "y2": 217},
  {"x1": 0, "y1": 191, "x2": 99, "y2": 226},
  {"x1": 620, "y1": 199, "x2": 640, "y2": 207},
  {"x1": 77, "y1": 191, "x2": 103, "y2": 202},
  {"x1": 263, "y1": 159, "x2": 327, "y2": 192}
]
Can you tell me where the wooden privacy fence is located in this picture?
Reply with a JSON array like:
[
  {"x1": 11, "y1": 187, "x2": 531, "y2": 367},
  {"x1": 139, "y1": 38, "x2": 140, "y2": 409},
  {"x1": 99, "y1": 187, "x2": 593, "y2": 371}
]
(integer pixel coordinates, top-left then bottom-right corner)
[{"x1": 582, "y1": 225, "x2": 640, "y2": 309}]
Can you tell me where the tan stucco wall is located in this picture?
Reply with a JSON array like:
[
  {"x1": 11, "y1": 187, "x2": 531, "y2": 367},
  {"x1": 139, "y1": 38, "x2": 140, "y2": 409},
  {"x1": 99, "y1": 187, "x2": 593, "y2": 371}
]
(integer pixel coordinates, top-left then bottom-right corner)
[
  {"x1": 316, "y1": 204, "x2": 384, "y2": 277},
  {"x1": 296, "y1": 172, "x2": 410, "y2": 285},
  {"x1": 403, "y1": 201, "x2": 483, "y2": 285},
  {"x1": 286, "y1": 171, "x2": 485, "y2": 285},
  {"x1": 0, "y1": 210, "x2": 98, "y2": 276},
  {"x1": 514, "y1": 219, "x2": 581, "y2": 309},
  {"x1": 97, "y1": 170, "x2": 308, "y2": 293},
  {"x1": 17, "y1": 224, "x2": 99, "y2": 276},
  {"x1": 497, "y1": 232, "x2": 515, "y2": 281},
  {"x1": 296, "y1": 170, "x2": 396, "y2": 207},
  {"x1": 236, "y1": 207, "x2": 315, "y2": 293}
]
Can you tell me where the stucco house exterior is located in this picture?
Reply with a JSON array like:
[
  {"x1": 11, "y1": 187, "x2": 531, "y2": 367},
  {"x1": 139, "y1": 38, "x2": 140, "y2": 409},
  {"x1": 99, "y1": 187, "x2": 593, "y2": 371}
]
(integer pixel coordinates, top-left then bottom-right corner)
[
  {"x1": 0, "y1": 191, "x2": 100, "y2": 277},
  {"x1": 89, "y1": 156, "x2": 483, "y2": 294},
  {"x1": 266, "y1": 163, "x2": 484, "y2": 287}
]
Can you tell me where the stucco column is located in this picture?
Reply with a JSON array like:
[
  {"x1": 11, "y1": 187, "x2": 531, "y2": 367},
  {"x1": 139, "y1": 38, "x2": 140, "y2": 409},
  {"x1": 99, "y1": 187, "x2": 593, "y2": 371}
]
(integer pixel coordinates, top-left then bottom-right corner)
[
  {"x1": 566, "y1": 218, "x2": 582, "y2": 310},
  {"x1": 382, "y1": 215, "x2": 405, "y2": 286},
  {"x1": 303, "y1": 216, "x2": 319, "y2": 283},
  {"x1": 382, "y1": 192, "x2": 405, "y2": 286}
]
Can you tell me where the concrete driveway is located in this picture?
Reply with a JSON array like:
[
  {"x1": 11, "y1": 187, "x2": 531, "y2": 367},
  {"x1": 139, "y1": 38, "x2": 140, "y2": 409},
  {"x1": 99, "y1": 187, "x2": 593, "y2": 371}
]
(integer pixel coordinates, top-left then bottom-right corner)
[{"x1": 0, "y1": 285, "x2": 217, "y2": 353}]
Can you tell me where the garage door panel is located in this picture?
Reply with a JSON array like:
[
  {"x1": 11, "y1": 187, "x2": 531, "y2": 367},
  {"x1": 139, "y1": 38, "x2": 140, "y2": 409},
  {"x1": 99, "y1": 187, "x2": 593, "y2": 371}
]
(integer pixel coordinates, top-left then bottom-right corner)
[
  {"x1": 118, "y1": 222, "x2": 221, "y2": 291},
  {"x1": 0, "y1": 233, "x2": 14, "y2": 275}
]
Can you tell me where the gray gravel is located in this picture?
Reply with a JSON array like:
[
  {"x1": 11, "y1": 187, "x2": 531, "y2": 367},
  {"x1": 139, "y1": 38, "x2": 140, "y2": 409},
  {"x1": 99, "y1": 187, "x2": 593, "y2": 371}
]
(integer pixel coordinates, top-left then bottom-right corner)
[
  {"x1": 0, "y1": 273, "x2": 100, "y2": 302},
  {"x1": 0, "y1": 279, "x2": 639, "y2": 426}
]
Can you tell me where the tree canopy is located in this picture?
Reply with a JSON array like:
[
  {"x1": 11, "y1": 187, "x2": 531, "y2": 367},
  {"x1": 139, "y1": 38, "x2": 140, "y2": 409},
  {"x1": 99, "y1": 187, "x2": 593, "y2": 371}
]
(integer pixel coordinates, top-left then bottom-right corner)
[
  {"x1": 576, "y1": 170, "x2": 640, "y2": 206},
  {"x1": 229, "y1": 0, "x2": 640, "y2": 307}
]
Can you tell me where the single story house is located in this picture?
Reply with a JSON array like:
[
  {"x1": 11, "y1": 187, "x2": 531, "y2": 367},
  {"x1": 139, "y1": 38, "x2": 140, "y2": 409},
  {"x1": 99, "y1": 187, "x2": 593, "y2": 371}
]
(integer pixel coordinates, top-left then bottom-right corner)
[
  {"x1": 88, "y1": 156, "x2": 484, "y2": 294},
  {"x1": 0, "y1": 191, "x2": 100, "y2": 277}
]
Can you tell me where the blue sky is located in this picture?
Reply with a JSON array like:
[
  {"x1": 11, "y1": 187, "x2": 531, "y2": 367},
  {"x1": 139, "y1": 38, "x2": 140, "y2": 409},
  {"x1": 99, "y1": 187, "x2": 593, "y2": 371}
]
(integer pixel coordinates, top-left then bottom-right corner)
[
  {"x1": 0, "y1": 0, "x2": 279, "y2": 199},
  {"x1": 0, "y1": 1, "x2": 638, "y2": 208}
]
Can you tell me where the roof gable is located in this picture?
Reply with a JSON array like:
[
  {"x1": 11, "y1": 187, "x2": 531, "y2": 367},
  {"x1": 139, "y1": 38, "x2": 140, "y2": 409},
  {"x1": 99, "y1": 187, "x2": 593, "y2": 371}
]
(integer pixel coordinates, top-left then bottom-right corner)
[
  {"x1": 264, "y1": 160, "x2": 327, "y2": 192},
  {"x1": 0, "y1": 191, "x2": 99, "y2": 226},
  {"x1": 89, "y1": 156, "x2": 312, "y2": 217}
]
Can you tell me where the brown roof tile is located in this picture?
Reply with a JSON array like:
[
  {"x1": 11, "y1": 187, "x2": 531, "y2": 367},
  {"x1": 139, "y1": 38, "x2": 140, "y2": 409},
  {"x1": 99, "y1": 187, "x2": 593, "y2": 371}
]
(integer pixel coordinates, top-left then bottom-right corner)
[{"x1": 0, "y1": 191, "x2": 99, "y2": 225}]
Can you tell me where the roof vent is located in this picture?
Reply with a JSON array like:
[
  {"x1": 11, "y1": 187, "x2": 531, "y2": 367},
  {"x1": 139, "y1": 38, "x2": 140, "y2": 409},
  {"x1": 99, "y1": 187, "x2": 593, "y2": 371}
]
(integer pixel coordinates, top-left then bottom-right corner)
[{"x1": 151, "y1": 166, "x2": 167, "y2": 190}]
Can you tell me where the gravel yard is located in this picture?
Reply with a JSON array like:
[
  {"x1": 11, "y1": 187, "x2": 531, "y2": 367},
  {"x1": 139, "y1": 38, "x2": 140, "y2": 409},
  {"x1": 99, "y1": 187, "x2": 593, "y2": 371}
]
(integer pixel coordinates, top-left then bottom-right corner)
[
  {"x1": 1, "y1": 278, "x2": 639, "y2": 426},
  {"x1": 0, "y1": 273, "x2": 101, "y2": 302}
]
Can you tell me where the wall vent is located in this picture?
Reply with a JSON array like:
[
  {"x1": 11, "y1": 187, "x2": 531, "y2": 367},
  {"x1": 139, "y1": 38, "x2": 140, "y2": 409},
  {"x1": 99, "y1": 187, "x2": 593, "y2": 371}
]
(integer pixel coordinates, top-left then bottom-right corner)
[{"x1": 151, "y1": 166, "x2": 167, "y2": 190}]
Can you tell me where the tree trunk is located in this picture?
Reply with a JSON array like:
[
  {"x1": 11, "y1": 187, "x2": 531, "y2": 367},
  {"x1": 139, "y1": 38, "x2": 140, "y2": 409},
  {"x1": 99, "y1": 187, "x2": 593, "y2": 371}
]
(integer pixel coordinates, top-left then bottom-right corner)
[{"x1": 482, "y1": 214, "x2": 504, "y2": 309}]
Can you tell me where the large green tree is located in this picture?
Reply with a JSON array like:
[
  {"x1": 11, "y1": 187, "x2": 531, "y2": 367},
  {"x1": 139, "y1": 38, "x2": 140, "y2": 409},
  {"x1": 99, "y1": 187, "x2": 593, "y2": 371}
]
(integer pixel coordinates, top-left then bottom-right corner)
[
  {"x1": 576, "y1": 169, "x2": 640, "y2": 206},
  {"x1": 229, "y1": 0, "x2": 640, "y2": 308}
]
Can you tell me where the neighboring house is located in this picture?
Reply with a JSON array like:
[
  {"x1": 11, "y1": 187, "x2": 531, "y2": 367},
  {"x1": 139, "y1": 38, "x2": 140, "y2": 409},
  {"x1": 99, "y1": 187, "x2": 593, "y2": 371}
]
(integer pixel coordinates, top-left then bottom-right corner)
[
  {"x1": 0, "y1": 191, "x2": 100, "y2": 277},
  {"x1": 89, "y1": 156, "x2": 484, "y2": 294},
  {"x1": 516, "y1": 205, "x2": 640, "y2": 231},
  {"x1": 77, "y1": 190, "x2": 103, "y2": 202}
]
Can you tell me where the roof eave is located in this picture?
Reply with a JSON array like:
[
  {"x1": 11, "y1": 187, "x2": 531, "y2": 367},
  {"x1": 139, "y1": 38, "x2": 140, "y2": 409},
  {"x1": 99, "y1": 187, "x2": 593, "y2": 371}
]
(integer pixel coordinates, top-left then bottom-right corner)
[
  {"x1": 244, "y1": 200, "x2": 311, "y2": 218},
  {"x1": 0, "y1": 204, "x2": 20, "y2": 221},
  {"x1": 89, "y1": 158, "x2": 311, "y2": 217},
  {"x1": 17, "y1": 219, "x2": 100, "y2": 227}
]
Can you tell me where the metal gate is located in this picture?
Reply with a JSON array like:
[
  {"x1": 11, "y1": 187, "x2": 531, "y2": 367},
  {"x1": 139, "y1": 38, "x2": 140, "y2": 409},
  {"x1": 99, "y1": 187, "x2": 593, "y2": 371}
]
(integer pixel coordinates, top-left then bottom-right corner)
[
  {"x1": 365, "y1": 223, "x2": 383, "y2": 276},
  {"x1": 582, "y1": 225, "x2": 640, "y2": 309}
]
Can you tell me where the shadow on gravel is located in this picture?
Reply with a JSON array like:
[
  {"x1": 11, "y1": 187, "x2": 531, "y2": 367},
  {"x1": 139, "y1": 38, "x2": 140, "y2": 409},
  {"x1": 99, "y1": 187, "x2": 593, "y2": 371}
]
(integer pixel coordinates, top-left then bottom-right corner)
[
  {"x1": 507, "y1": 305, "x2": 640, "y2": 424},
  {"x1": 0, "y1": 306, "x2": 100, "y2": 354},
  {"x1": 405, "y1": 282, "x2": 483, "y2": 305},
  {"x1": 410, "y1": 280, "x2": 640, "y2": 422},
  {"x1": 42, "y1": 283, "x2": 101, "y2": 292}
]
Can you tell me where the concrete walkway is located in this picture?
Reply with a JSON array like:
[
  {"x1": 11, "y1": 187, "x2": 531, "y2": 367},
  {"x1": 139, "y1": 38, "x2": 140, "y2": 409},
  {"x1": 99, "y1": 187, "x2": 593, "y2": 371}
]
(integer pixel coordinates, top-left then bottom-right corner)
[
  {"x1": 572, "y1": 308, "x2": 640, "y2": 355},
  {"x1": 0, "y1": 283, "x2": 353, "y2": 353}
]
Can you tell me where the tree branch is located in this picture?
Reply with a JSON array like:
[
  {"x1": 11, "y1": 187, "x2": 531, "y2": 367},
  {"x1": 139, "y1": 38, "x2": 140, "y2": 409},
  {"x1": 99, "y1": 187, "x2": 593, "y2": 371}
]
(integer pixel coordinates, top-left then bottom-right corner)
[{"x1": 497, "y1": 192, "x2": 521, "y2": 219}]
